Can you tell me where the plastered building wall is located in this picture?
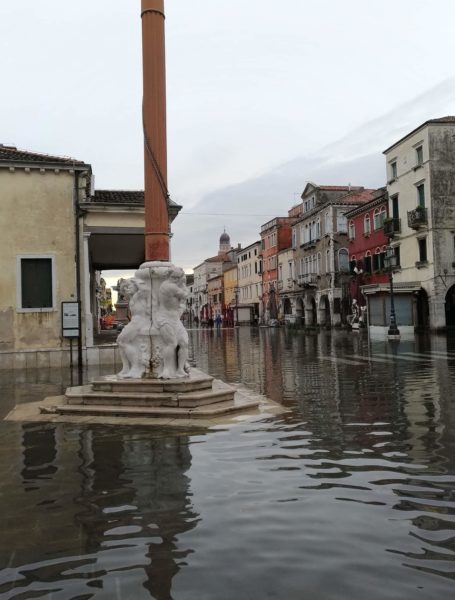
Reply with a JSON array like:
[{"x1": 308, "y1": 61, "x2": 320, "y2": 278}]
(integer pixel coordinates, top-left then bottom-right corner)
[{"x1": 0, "y1": 169, "x2": 76, "y2": 351}]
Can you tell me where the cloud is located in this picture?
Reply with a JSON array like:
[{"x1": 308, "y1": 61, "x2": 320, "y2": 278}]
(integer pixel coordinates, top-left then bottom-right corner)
[{"x1": 171, "y1": 77, "x2": 455, "y2": 272}]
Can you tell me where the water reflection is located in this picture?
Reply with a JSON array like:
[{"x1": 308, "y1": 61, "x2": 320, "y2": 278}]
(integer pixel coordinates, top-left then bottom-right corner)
[
  {"x1": 0, "y1": 425, "x2": 199, "y2": 599},
  {"x1": 0, "y1": 330, "x2": 455, "y2": 598}
]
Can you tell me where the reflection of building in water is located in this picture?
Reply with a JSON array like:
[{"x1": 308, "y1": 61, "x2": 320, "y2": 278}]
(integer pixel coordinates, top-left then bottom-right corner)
[{"x1": 1, "y1": 425, "x2": 198, "y2": 599}]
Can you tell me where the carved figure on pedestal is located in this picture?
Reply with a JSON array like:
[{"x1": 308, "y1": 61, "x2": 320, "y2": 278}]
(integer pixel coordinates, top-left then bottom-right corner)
[
  {"x1": 117, "y1": 277, "x2": 151, "y2": 379},
  {"x1": 155, "y1": 266, "x2": 190, "y2": 378}
]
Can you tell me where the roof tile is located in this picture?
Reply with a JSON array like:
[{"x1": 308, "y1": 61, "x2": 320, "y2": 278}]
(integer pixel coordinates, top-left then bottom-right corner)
[{"x1": 0, "y1": 145, "x2": 86, "y2": 166}]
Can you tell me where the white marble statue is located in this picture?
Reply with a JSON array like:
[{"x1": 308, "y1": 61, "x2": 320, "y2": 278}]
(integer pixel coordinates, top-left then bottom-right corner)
[
  {"x1": 117, "y1": 277, "x2": 151, "y2": 379},
  {"x1": 155, "y1": 266, "x2": 190, "y2": 378},
  {"x1": 116, "y1": 262, "x2": 190, "y2": 380}
]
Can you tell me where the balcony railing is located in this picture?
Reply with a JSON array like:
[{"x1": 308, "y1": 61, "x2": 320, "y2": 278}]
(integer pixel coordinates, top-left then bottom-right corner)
[
  {"x1": 300, "y1": 238, "x2": 319, "y2": 250},
  {"x1": 298, "y1": 273, "x2": 319, "y2": 287},
  {"x1": 383, "y1": 217, "x2": 401, "y2": 238},
  {"x1": 407, "y1": 206, "x2": 428, "y2": 229}
]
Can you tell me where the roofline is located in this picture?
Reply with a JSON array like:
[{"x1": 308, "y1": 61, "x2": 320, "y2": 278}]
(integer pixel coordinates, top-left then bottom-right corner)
[
  {"x1": 383, "y1": 118, "x2": 455, "y2": 154},
  {"x1": 294, "y1": 192, "x2": 375, "y2": 224},
  {"x1": 0, "y1": 160, "x2": 92, "y2": 171},
  {"x1": 344, "y1": 193, "x2": 388, "y2": 218},
  {"x1": 238, "y1": 240, "x2": 261, "y2": 252}
]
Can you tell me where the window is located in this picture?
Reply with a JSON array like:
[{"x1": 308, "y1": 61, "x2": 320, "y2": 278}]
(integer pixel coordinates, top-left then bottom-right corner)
[
  {"x1": 292, "y1": 229, "x2": 297, "y2": 249},
  {"x1": 364, "y1": 214, "x2": 371, "y2": 236},
  {"x1": 364, "y1": 252, "x2": 372, "y2": 274},
  {"x1": 338, "y1": 248, "x2": 349, "y2": 272},
  {"x1": 18, "y1": 256, "x2": 55, "y2": 311},
  {"x1": 373, "y1": 248, "x2": 385, "y2": 271},
  {"x1": 418, "y1": 238, "x2": 427, "y2": 263},
  {"x1": 348, "y1": 220, "x2": 355, "y2": 240},
  {"x1": 416, "y1": 145, "x2": 423, "y2": 166},
  {"x1": 317, "y1": 253, "x2": 321, "y2": 275},
  {"x1": 374, "y1": 206, "x2": 387, "y2": 230},
  {"x1": 349, "y1": 257, "x2": 357, "y2": 274},
  {"x1": 326, "y1": 249, "x2": 331, "y2": 273},
  {"x1": 391, "y1": 195, "x2": 399, "y2": 219},
  {"x1": 390, "y1": 161, "x2": 397, "y2": 180},
  {"x1": 337, "y1": 213, "x2": 347, "y2": 233},
  {"x1": 324, "y1": 212, "x2": 332, "y2": 233},
  {"x1": 417, "y1": 183, "x2": 425, "y2": 207}
]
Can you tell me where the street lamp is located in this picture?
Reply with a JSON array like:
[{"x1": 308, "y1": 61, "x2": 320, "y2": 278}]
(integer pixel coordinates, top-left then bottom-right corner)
[
  {"x1": 234, "y1": 286, "x2": 240, "y2": 326},
  {"x1": 384, "y1": 246, "x2": 400, "y2": 339}
]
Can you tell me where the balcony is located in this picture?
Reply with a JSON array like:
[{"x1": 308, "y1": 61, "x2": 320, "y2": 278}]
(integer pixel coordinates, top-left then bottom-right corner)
[
  {"x1": 300, "y1": 238, "x2": 319, "y2": 250},
  {"x1": 298, "y1": 273, "x2": 319, "y2": 287},
  {"x1": 407, "y1": 206, "x2": 428, "y2": 229},
  {"x1": 383, "y1": 217, "x2": 401, "y2": 238}
]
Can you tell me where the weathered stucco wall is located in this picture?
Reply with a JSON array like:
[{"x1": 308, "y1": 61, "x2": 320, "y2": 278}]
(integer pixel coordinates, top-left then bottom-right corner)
[
  {"x1": 429, "y1": 125, "x2": 455, "y2": 327},
  {"x1": 0, "y1": 169, "x2": 77, "y2": 350}
]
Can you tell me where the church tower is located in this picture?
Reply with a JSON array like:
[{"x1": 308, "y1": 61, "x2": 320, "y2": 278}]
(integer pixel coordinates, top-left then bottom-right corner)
[{"x1": 218, "y1": 229, "x2": 231, "y2": 255}]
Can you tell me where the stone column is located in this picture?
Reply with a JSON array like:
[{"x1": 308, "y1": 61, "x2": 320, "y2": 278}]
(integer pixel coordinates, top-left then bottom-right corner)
[
  {"x1": 83, "y1": 232, "x2": 94, "y2": 347},
  {"x1": 142, "y1": 0, "x2": 170, "y2": 261}
]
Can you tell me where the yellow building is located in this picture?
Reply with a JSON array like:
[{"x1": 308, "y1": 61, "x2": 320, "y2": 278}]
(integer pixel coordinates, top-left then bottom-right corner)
[
  {"x1": 0, "y1": 146, "x2": 91, "y2": 363},
  {"x1": 0, "y1": 146, "x2": 181, "y2": 368}
]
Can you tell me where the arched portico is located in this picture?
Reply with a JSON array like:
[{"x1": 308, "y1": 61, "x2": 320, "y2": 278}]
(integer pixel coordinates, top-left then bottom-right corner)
[
  {"x1": 304, "y1": 295, "x2": 317, "y2": 326},
  {"x1": 318, "y1": 295, "x2": 331, "y2": 327},
  {"x1": 446, "y1": 284, "x2": 455, "y2": 328}
]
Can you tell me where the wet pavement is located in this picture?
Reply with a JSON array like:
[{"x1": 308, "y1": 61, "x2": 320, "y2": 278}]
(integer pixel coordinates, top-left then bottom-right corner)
[{"x1": 1, "y1": 329, "x2": 455, "y2": 599}]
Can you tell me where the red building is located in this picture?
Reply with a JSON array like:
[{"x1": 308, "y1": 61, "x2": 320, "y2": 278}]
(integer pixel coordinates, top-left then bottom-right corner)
[
  {"x1": 345, "y1": 187, "x2": 389, "y2": 307},
  {"x1": 260, "y1": 217, "x2": 295, "y2": 321}
]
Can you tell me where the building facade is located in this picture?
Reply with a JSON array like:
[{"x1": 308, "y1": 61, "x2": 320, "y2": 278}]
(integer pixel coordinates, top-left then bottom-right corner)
[
  {"x1": 366, "y1": 117, "x2": 455, "y2": 333},
  {"x1": 260, "y1": 217, "x2": 294, "y2": 323},
  {"x1": 0, "y1": 146, "x2": 92, "y2": 358},
  {"x1": 236, "y1": 241, "x2": 262, "y2": 324},
  {"x1": 290, "y1": 184, "x2": 374, "y2": 326},
  {"x1": 345, "y1": 188, "x2": 389, "y2": 311}
]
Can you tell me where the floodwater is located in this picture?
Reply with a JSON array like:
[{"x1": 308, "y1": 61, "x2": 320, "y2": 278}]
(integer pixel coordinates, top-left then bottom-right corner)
[{"x1": 1, "y1": 329, "x2": 455, "y2": 600}]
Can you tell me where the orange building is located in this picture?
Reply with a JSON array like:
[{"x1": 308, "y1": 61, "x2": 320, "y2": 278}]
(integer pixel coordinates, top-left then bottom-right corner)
[{"x1": 260, "y1": 217, "x2": 295, "y2": 322}]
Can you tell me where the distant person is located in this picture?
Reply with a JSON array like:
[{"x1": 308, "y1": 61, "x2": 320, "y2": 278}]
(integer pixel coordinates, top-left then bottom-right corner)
[{"x1": 215, "y1": 313, "x2": 222, "y2": 329}]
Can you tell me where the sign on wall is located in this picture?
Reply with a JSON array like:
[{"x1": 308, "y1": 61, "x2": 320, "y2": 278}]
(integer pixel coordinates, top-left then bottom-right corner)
[{"x1": 62, "y1": 302, "x2": 80, "y2": 338}]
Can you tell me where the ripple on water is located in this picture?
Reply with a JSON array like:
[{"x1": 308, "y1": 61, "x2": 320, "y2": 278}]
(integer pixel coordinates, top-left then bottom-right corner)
[{"x1": 1, "y1": 331, "x2": 455, "y2": 598}]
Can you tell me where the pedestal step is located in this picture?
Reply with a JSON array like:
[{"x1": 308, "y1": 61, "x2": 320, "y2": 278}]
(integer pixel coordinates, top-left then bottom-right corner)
[
  {"x1": 56, "y1": 368, "x2": 260, "y2": 421},
  {"x1": 67, "y1": 390, "x2": 177, "y2": 407},
  {"x1": 55, "y1": 397, "x2": 259, "y2": 419},
  {"x1": 92, "y1": 373, "x2": 213, "y2": 394},
  {"x1": 177, "y1": 389, "x2": 234, "y2": 407}
]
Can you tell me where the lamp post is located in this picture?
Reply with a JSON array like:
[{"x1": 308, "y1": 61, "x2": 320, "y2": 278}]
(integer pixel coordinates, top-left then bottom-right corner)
[
  {"x1": 384, "y1": 246, "x2": 400, "y2": 339},
  {"x1": 234, "y1": 286, "x2": 240, "y2": 326}
]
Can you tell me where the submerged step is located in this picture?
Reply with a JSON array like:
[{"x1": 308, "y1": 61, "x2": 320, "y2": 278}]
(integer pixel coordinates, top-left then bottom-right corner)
[
  {"x1": 55, "y1": 395, "x2": 260, "y2": 419},
  {"x1": 66, "y1": 390, "x2": 177, "y2": 408},
  {"x1": 177, "y1": 388, "x2": 235, "y2": 408}
]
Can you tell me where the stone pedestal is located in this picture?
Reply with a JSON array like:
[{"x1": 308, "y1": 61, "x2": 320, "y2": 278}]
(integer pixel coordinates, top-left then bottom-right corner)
[
  {"x1": 54, "y1": 368, "x2": 260, "y2": 419},
  {"x1": 116, "y1": 261, "x2": 190, "y2": 380}
]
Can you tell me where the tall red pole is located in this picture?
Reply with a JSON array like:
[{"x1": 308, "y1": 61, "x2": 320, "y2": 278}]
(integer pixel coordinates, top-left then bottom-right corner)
[{"x1": 141, "y1": 0, "x2": 170, "y2": 261}]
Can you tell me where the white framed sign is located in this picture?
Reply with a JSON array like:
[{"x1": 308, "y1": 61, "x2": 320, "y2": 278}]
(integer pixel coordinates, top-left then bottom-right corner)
[{"x1": 62, "y1": 301, "x2": 80, "y2": 338}]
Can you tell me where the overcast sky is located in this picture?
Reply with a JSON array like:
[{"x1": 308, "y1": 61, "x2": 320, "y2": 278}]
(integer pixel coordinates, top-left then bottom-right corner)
[{"x1": 2, "y1": 0, "x2": 455, "y2": 285}]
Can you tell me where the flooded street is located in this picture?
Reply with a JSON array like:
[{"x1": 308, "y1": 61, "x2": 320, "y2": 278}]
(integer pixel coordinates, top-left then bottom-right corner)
[{"x1": 1, "y1": 329, "x2": 455, "y2": 599}]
